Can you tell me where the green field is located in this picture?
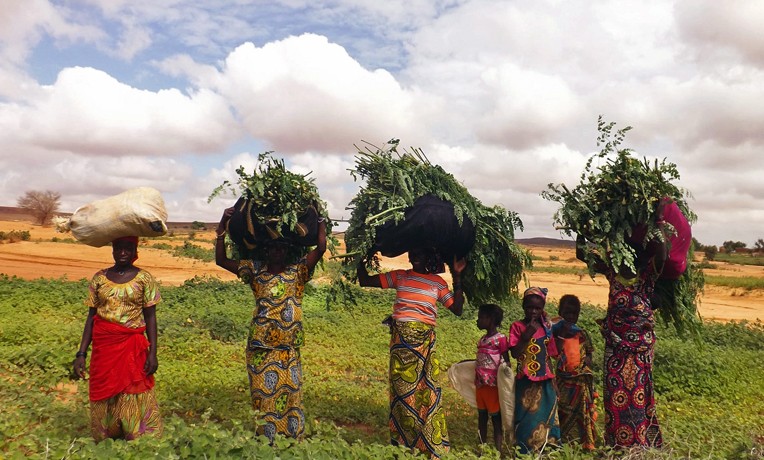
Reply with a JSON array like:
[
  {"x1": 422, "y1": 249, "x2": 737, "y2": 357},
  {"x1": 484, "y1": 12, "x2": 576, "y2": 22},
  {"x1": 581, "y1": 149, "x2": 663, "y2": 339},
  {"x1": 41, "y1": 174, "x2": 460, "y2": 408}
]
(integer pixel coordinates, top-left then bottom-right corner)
[
  {"x1": 1, "y1": 270, "x2": 763, "y2": 459},
  {"x1": 714, "y1": 253, "x2": 764, "y2": 267}
]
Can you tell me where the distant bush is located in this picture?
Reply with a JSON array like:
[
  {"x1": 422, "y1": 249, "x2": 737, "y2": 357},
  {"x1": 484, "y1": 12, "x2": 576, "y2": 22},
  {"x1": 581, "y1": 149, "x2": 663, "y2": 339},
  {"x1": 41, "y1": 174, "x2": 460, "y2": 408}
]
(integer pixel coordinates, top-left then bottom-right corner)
[
  {"x1": 191, "y1": 221, "x2": 207, "y2": 230},
  {"x1": 0, "y1": 230, "x2": 31, "y2": 242},
  {"x1": 172, "y1": 241, "x2": 214, "y2": 262}
]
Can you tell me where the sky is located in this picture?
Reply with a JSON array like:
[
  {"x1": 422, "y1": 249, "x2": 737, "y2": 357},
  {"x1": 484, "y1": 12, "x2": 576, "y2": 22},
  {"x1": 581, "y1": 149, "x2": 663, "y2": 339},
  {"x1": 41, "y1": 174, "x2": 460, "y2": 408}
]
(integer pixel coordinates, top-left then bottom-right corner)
[{"x1": 1, "y1": 0, "x2": 763, "y2": 246}]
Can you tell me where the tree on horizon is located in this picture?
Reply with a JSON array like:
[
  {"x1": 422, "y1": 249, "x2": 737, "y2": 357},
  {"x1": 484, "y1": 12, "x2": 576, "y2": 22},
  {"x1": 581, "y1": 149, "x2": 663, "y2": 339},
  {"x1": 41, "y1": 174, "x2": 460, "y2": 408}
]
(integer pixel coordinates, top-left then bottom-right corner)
[{"x1": 17, "y1": 190, "x2": 61, "y2": 225}]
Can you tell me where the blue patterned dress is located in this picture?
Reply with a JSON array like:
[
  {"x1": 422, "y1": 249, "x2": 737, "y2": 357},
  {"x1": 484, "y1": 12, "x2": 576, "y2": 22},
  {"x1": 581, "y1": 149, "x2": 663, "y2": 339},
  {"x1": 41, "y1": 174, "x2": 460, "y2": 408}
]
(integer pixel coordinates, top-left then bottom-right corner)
[{"x1": 239, "y1": 258, "x2": 309, "y2": 441}]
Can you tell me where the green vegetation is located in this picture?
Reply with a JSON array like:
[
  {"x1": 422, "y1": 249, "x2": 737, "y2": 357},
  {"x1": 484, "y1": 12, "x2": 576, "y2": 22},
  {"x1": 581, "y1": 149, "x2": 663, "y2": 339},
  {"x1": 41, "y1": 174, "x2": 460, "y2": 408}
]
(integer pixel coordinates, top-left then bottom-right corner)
[
  {"x1": 208, "y1": 151, "x2": 335, "y2": 260},
  {"x1": 715, "y1": 253, "x2": 764, "y2": 267},
  {"x1": 0, "y1": 229, "x2": 31, "y2": 242},
  {"x1": 543, "y1": 117, "x2": 703, "y2": 336},
  {"x1": 171, "y1": 241, "x2": 215, "y2": 262},
  {"x1": 343, "y1": 139, "x2": 531, "y2": 305},
  {"x1": 1, "y1": 273, "x2": 762, "y2": 458},
  {"x1": 704, "y1": 275, "x2": 764, "y2": 291}
]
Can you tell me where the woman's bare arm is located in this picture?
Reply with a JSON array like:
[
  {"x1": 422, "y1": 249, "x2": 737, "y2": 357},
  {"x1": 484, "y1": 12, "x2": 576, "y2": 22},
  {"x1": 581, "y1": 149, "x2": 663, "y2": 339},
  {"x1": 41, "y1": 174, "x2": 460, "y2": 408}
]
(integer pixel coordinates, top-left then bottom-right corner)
[
  {"x1": 357, "y1": 260, "x2": 382, "y2": 287},
  {"x1": 305, "y1": 219, "x2": 327, "y2": 271}
]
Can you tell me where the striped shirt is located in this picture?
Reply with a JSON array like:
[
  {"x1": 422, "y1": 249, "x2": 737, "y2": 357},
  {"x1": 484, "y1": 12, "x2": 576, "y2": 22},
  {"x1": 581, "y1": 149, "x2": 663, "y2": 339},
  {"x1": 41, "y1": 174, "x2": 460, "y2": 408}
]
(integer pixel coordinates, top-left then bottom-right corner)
[{"x1": 378, "y1": 269, "x2": 455, "y2": 326}]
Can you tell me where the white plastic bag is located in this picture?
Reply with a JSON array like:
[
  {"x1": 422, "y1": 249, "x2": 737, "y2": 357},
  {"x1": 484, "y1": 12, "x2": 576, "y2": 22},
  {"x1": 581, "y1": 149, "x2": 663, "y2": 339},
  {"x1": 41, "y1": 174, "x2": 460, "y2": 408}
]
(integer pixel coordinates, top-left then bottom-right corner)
[{"x1": 54, "y1": 187, "x2": 168, "y2": 247}]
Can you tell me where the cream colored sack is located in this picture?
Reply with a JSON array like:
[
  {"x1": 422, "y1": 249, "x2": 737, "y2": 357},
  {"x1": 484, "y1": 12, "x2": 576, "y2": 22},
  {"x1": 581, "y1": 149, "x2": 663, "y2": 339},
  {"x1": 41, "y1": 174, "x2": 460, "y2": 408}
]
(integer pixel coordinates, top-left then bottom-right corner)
[
  {"x1": 448, "y1": 360, "x2": 516, "y2": 443},
  {"x1": 497, "y1": 361, "x2": 516, "y2": 443},
  {"x1": 54, "y1": 187, "x2": 168, "y2": 247},
  {"x1": 447, "y1": 360, "x2": 477, "y2": 407}
]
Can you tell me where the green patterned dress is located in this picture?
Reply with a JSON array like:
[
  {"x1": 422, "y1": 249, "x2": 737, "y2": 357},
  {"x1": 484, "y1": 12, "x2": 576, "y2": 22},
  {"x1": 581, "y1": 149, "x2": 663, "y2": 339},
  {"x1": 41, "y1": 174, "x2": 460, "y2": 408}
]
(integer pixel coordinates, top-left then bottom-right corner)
[{"x1": 239, "y1": 258, "x2": 309, "y2": 441}]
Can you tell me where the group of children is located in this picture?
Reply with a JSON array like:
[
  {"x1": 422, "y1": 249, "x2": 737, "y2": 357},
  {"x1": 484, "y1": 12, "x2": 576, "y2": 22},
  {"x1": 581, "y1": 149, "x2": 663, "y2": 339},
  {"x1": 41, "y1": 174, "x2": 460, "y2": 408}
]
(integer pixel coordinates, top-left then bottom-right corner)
[{"x1": 470, "y1": 286, "x2": 597, "y2": 454}]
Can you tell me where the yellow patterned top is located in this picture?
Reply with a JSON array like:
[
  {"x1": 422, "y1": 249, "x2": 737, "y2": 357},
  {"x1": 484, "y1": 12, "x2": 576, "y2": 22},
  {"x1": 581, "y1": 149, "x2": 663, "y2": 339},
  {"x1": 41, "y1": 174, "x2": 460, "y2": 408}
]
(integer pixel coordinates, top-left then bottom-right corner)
[
  {"x1": 239, "y1": 259, "x2": 309, "y2": 349},
  {"x1": 85, "y1": 268, "x2": 162, "y2": 328}
]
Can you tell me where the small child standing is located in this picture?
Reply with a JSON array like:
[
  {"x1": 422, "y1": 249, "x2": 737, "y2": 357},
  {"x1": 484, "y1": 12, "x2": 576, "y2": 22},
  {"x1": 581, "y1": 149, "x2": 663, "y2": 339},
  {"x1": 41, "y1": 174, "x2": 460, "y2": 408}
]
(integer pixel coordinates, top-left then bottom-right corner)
[
  {"x1": 552, "y1": 294, "x2": 598, "y2": 450},
  {"x1": 475, "y1": 303, "x2": 511, "y2": 451},
  {"x1": 509, "y1": 287, "x2": 561, "y2": 455}
]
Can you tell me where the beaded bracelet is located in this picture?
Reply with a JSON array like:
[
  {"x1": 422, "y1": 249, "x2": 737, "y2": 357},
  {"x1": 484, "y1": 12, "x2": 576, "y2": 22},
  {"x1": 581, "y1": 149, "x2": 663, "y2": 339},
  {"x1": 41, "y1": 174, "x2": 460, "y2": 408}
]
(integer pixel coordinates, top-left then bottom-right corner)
[{"x1": 75, "y1": 351, "x2": 87, "y2": 358}]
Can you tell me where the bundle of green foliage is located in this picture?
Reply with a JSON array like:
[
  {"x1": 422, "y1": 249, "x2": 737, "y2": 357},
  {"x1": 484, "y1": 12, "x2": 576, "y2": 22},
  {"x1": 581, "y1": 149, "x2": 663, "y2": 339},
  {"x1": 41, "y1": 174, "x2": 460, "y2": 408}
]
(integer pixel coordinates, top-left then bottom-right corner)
[
  {"x1": 542, "y1": 117, "x2": 703, "y2": 335},
  {"x1": 208, "y1": 152, "x2": 336, "y2": 261},
  {"x1": 341, "y1": 139, "x2": 531, "y2": 305}
]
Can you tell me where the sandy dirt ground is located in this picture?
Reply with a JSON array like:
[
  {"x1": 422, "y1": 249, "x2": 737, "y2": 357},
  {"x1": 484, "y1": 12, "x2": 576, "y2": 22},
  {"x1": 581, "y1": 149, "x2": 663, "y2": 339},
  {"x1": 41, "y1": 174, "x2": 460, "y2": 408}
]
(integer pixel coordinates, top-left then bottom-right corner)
[
  {"x1": 1, "y1": 220, "x2": 762, "y2": 322},
  {"x1": 0, "y1": 221, "x2": 237, "y2": 284}
]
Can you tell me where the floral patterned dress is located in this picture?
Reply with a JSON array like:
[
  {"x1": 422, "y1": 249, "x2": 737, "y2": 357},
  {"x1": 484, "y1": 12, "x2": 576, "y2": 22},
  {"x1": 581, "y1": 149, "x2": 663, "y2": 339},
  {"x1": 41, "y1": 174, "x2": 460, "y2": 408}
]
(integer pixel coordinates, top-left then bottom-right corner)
[
  {"x1": 602, "y1": 267, "x2": 663, "y2": 448},
  {"x1": 85, "y1": 268, "x2": 162, "y2": 441},
  {"x1": 239, "y1": 258, "x2": 309, "y2": 441}
]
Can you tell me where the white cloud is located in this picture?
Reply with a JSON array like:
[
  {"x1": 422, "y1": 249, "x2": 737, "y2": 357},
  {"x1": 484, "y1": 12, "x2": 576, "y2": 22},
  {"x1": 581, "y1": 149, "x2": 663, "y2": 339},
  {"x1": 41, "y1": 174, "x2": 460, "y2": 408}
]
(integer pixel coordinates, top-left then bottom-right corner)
[
  {"x1": 4, "y1": 66, "x2": 240, "y2": 156},
  {"x1": 675, "y1": 0, "x2": 764, "y2": 68},
  {"x1": 207, "y1": 34, "x2": 422, "y2": 153},
  {"x1": 0, "y1": 0, "x2": 763, "y2": 247}
]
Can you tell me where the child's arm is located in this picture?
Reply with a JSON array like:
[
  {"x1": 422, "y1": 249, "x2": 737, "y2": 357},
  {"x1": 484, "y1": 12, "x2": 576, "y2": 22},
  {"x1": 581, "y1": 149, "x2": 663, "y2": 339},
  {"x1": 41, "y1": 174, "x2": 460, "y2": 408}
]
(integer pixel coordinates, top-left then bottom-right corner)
[
  {"x1": 583, "y1": 330, "x2": 594, "y2": 368},
  {"x1": 510, "y1": 321, "x2": 538, "y2": 359}
]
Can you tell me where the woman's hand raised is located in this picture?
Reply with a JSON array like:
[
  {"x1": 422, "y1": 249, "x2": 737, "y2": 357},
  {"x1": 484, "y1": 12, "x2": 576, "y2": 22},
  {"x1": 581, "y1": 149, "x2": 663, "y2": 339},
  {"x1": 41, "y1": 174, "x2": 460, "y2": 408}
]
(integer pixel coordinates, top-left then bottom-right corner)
[
  {"x1": 452, "y1": 256, "x2": 467, "y2": 275},
  {"x1": 217, "y1": 207, "x2": 235, "y2": 235}
]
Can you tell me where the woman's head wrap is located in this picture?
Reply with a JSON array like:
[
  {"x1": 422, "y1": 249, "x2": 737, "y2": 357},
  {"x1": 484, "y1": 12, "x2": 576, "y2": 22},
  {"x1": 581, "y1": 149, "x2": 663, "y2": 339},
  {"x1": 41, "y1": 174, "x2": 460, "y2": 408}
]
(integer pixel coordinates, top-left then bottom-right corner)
[{"x1": 523, "y1": 286, "x2": 548, "y2": 301}]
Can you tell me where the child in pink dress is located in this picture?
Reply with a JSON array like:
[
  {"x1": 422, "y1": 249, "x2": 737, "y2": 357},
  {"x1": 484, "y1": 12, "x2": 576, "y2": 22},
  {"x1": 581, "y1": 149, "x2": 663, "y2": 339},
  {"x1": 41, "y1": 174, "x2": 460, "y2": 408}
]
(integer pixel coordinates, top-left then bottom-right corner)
[{"x1": 475, "y1": 303, "x2": 510, "y2": 451}]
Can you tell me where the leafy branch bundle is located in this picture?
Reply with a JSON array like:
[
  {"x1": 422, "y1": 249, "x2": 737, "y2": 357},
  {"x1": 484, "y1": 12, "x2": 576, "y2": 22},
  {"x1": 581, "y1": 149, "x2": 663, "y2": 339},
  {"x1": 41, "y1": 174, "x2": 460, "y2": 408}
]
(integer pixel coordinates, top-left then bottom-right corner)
[
  {"x1": 208, "y1": 152, "x2": 335, "y2": 260},
  {"x1": 542, "y1": 117, "x2": 703, "y2": 335},
  {"x1": 342, "y1": 139, "x2": 531, "y2": 305}
]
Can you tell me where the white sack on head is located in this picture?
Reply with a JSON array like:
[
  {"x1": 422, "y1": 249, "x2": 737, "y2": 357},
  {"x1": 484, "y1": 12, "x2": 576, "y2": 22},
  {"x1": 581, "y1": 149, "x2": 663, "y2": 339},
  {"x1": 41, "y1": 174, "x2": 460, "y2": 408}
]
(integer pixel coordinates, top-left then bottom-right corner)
[{"x1": 57, "y1": 187, "x2": 168, "y2": 247}]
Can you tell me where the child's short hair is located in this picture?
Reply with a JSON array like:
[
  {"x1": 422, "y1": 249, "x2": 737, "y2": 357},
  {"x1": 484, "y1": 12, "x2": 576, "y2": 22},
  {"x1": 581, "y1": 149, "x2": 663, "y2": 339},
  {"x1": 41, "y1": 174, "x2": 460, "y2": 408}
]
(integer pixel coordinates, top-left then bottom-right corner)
[
  {"x1": 558, "y1": 294, "x2": 581, "y2": 313},
  {"x1": 478, "y1": 303, "x2": 504, "y2": 326}
]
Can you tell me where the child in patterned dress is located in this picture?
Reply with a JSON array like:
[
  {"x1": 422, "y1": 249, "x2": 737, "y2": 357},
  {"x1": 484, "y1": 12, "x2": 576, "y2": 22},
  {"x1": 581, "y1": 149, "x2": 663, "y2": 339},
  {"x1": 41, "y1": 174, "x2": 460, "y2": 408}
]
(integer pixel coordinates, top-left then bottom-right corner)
[
  {"x1": 475, "y1": 303, "x2": 511, "y2": 451},
  {"x1": 509, "y1": 287, "x2": 561, "y2": 454},
  {"x1": 552, "y1": 294, "x2": 598, "y2": 450}
]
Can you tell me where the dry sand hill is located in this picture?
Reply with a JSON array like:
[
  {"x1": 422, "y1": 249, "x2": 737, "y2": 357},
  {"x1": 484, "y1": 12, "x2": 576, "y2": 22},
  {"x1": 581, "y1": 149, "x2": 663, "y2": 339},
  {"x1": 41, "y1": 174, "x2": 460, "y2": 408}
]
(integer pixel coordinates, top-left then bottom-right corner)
[{"x1": 1, "y1": 218, "x2": 762, "y2": 322}]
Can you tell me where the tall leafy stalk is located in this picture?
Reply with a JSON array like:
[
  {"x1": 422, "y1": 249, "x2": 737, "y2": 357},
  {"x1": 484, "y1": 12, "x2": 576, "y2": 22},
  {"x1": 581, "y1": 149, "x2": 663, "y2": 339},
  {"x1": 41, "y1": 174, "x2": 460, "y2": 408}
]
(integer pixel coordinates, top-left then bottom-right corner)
[
  {"x1": 542, "y1": 117, "x2": 703, "y2": 336},
  {"x1": 208, "y1": 152, "x2": 336, "y2": 259},
  {"x1": 341, "y1": 139, "x2": 531, "y2": 306}
]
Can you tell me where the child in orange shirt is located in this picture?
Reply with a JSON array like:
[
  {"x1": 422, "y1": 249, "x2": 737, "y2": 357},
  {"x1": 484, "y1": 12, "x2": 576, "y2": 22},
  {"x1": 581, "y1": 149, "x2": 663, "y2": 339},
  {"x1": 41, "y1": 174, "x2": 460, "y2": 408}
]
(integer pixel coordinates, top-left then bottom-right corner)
[{"x1": 552, "y1": 294, "x2": 598, "y2": 450}]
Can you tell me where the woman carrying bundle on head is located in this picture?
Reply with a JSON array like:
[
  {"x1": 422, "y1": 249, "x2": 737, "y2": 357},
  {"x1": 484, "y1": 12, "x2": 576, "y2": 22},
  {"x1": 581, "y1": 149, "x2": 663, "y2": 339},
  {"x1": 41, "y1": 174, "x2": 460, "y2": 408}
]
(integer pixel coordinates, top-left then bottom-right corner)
[
  {"x1": 357, "y1": 247, "x2": 466, "y2": 459},
  {"x1": 72, "y1": 236, "x2": 163, "y2": 442},
  {"x1": 577, "y1": 230, "x2": 667, "y2": 449},
  {"x1": 215, "y1": 207, "x2": 326, "y2": 442}
]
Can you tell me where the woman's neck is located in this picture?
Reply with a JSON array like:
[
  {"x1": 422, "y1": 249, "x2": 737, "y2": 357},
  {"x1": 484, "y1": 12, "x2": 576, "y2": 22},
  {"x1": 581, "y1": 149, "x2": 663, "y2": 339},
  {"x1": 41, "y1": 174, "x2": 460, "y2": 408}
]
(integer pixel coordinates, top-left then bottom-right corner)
[
  {"x1": 112, "y1": 264, "x2": 134, "y2": 275},
  {"x1": 267, "y1": 262, "x2": 286, "y2": 274}
]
